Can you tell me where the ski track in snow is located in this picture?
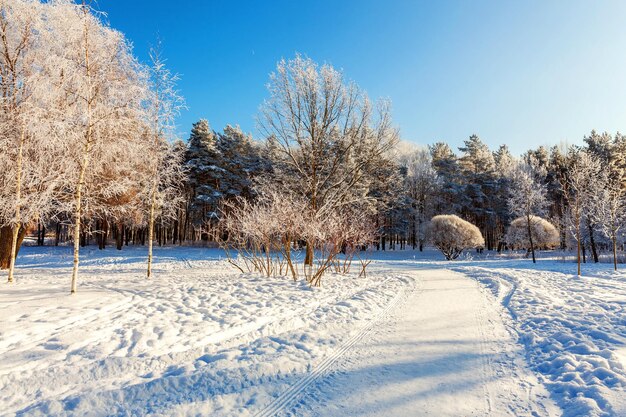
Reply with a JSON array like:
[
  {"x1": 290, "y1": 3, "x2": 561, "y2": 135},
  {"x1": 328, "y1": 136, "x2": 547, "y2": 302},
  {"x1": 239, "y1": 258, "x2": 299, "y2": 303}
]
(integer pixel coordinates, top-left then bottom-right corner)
[
  {"x1": 278, "y1": 268, "x2": 558, "y2": 417},
  {"x1": 254, "y1": 273, "x2": 419, "y2": 417}
]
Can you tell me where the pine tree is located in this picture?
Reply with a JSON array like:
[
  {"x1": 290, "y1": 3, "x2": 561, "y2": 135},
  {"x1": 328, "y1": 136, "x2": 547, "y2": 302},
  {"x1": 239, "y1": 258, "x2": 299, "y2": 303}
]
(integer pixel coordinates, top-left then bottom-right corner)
[
  {"x1": 216, "y1": 125, "x2": 261, "y2": 201},
  {"x1": 458, "y1": 135, "x2": 498, "y2": 250},
  {"x1": 429, "y1": 142, "x2": 463, "y2": 214},
  {"x1": 493, "y1": 145, "x2": 515, "y2": 250},
  {"x1": 185, "y1": 119, "x2": 223, "y2": 232}
]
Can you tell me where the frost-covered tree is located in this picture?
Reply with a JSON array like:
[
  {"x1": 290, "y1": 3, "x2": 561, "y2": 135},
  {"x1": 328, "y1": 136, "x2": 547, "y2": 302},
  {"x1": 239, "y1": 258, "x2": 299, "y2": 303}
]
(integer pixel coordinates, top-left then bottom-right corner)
[
  {"x1": 399, "y1": 147, "x2": 439, "y2": 250},
  {"x1": 506, "y1": 216, "x2": 559, "y2": 255},
  {"x1": 184, "y1": 119, "x2": 222, "y2": 232},
  {"x1": 54, "y1": 2, "x2": 147, "y2": 293},
  {"x1": 562, "y1": 150, "x2": 603, "y2": 276},
  {"x1": 592, "y1": 180, "x2": 625, "y2": 270},
  {"x1": 508, "y1": 162, "x2": 548, "y2": 263},
  {"x1": 216, "y1": 125, "x2": 263, "y2": 201},
  {"x1": 259, "y1": 55, "x2": 398, "y2": 266},
  {"x1": 428, "y1": 214, "x2": 484, "y2": 260},
  {"x1": 545, "y1": 145, "x2": 569, "y2": 249},
  {"x1": 458, "y1": 135, "x2": 499, "y2": 250},
  {"x1": 144, "y1": 44, "x2": 185, "y2": 278},
  {"x1": 0, "y1": 0, "x2": 42, "y2": 281},
  {"x1": 0, "y1": 0, "x2": 70, "y2": 280},
  {"x1": 0, "y1": 0, "x2": 41, "y2": 280},
  {"x1": 429, "y1": 142, "x2": 462, "y2": 214}
]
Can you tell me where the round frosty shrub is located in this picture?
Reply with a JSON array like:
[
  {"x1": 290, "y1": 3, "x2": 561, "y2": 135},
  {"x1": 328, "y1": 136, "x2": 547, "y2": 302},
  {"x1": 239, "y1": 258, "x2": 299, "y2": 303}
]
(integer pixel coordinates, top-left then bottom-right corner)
[
  {"x1": 428, "y1": 215, "x2": 485, "y2": 260},
  {"x1": 506, "y1": 216, "x2": 559, "y2": 251}
]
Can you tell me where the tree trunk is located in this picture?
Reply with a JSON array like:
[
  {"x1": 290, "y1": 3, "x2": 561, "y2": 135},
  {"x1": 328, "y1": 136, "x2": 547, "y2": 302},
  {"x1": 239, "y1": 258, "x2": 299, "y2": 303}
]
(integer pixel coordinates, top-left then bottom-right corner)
[
  {"x1": 612, "y1": 234, "x2": 618, "y2": 271},
  {"x1": 586, "y1": 218, "x2": 599, "y2": 263},
  {"x1": 71, "y1": 143, "x2": 90, "y2": 294},
  {"x1": 55, "y1": 222, "x2": 61, "y2": 246},
  {"x1": 284, "y1": 236, "x2": 297, "y2": 281},
  {"x1": 0, "y1": 226, "x2": 26, "y2": 269},
  {"x1": 147, "y1": 176, "x2": 158, "y2": 277},
  {"x1": 304, "y1": 242, "x2": 314, "y2": 266},
  {"x1": 412, "y1": 213, "x2": 417, "y2": 250},
  {"x1": 576, "y1": 207, "x2": 581, "y2": 276},
  {"x1": 116, "y1": 223, "x2": 123, "y2": 250},
  {"x1": 37, "y1": 222, "x2": 46, "y2": 246},
  {"x1": 8, "y1": 125, "x2": 25, "y2": 283},
  {"x1": 582, "y1": 245, "x2": 587, "y2": 264},
  {"x1": 526, "y1": 214, "x2": 536, "y2": 263},
  {"x1": 99, "y1": 218, "x2": 108, "y2": 250}
]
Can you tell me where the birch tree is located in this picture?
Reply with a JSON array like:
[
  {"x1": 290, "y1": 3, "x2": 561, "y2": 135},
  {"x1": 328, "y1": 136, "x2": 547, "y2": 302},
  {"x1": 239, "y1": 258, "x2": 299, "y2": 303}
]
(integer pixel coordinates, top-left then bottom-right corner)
[
  {"x1": 508, "y1": 162, "x2": 548, "y2": 263},
  {"x1": 144, "y1": 44, "x2": 185, "y2": 278},
  {"x1": 0, "y1": 0, "x2": 66, "y2": 281},
  {"x1": 0, "y1": 0, "x2": 39, "y2": 281},
  {"x1": 562, "y1": 150, "x2": 603, "y2": 276},
  {"x1": 592, "y1": 175, "x2": 624, "y2": 270},
  {"x1": 55, "y1": 2, "x2": 146, "y2": 293}
]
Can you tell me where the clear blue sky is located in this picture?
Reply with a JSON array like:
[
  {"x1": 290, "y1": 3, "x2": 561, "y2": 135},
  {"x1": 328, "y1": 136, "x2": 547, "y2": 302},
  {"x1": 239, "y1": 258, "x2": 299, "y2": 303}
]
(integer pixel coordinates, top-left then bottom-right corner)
[{"x1": 100, "y1": 0, "x2": 626, "y2": 156}]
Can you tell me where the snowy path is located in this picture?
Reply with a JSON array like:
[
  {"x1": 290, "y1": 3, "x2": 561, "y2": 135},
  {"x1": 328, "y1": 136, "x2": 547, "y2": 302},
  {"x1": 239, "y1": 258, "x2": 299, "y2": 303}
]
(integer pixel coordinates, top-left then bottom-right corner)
[{"x1": 281, "y1": 268, "x2": 559, "y2": 416}]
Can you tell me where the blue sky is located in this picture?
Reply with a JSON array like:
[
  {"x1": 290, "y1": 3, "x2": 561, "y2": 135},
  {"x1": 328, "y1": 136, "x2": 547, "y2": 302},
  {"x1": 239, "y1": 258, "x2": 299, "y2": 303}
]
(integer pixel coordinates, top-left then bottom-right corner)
[{"x1": 101, "y1": 0, "x2": 626, "y2": 156}]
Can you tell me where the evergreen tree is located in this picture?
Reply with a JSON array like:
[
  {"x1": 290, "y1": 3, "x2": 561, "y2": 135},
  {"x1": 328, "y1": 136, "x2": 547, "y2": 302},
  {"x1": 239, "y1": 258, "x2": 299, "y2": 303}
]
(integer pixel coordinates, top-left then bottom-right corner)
[
  {"x1": 216, "y1": 125, "x2": 262, "y2": 201},
  {"x1": 185, "y1": 119, "x2": 223, "y2": 231},
  {"x1": 493, "y1": 145, "x2": 515, "y2": 250},
  {"x1": 458, "y1": 135, "x2": 498, "y2": 249},
  {"x1": 429, "y1": 142, "x2": 463, "y2": 214}
]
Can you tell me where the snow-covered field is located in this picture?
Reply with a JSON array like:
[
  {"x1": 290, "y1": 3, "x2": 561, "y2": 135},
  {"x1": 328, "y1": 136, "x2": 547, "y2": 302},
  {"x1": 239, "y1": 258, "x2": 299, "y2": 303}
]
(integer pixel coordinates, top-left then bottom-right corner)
[
  {"x1": 1, "y1": 247, "x2": 625, "y2": 416},
  {"x1": 0, "y1": 246, "x2": 413, "y2": 416}
]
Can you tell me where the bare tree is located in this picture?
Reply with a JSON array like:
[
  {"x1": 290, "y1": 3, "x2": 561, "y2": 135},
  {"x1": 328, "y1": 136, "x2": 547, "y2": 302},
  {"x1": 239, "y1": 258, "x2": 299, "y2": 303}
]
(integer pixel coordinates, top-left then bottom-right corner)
[
  {"x1": 562, "y1": 150, "x2": 603, "y2": 276},
  {"x1": 258, "y1": 55, "x2": 398, "y2": 267},
  {"x1": 144, "y1": 43, "x2": 185, "y2": 278},
  {"x1": 508, "y1": 162, "x2": 548, "y2": 263},
  {"x1": 592, "y1": 178, "x2": 624, "y2": 270},
  {"x1": 55, "y1": 2, "x2": 146, "y2": 293}
]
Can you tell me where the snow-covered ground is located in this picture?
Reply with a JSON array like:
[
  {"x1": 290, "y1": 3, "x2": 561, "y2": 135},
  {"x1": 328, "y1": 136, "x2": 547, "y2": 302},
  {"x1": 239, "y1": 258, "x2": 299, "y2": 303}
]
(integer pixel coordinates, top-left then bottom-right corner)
[
  {"x1": 1, "y1": 247, "x2": 625, "y2": 416},
  {"x1": 282, "y1": 267, "x2": 558, "y2": 417},
  {"x1": 452, "y1": 260, "x2": 626, "y2": 417},
  {"x1": 0, "y1": 246, "x2": 413, "y2": 416}
]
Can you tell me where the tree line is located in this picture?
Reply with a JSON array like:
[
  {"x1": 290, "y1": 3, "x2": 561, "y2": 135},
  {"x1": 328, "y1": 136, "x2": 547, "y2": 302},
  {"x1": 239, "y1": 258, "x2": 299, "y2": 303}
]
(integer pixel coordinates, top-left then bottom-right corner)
[{"x1": 396, "y1": 131, "x2": 626, "y2": 274}]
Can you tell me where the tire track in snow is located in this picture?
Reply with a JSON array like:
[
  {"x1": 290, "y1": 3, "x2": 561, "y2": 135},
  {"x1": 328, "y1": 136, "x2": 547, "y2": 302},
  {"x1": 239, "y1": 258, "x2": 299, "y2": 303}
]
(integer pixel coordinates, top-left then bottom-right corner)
[
  {"x1": 474, "y1": 279, "x2": 494, "y2": 416},
  {"x1": 254, "y1": 275, "x2": 419, "y2": 417}
]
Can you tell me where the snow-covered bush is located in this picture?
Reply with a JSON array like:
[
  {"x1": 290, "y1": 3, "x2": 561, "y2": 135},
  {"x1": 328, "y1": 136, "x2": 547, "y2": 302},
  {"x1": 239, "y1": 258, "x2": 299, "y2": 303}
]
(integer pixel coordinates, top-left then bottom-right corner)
[
  {"x1": 505, "y1": 216, "x2": 559, "y2": 253},
  {"x1": 217, "y1": 186, "x2": 377, "y2": 286},
  {"x1": 428, "y1": 215, "x2": 484, "y2": 260}
]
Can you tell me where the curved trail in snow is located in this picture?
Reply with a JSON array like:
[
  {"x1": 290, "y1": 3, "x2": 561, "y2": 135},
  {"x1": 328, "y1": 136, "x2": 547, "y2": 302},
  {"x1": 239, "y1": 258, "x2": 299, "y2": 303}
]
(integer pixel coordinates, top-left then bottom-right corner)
[{"x1": 272, "y1": 268, "x2": 560, "y2": 417}]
